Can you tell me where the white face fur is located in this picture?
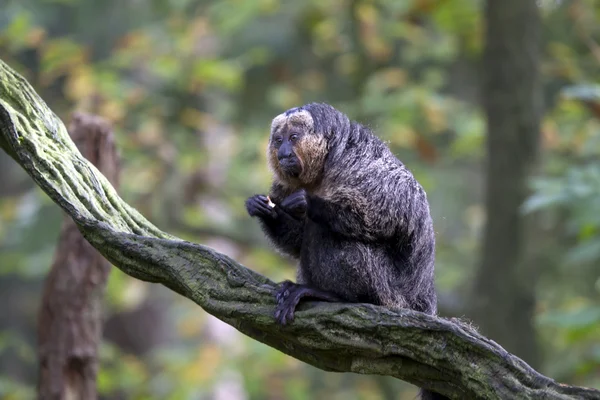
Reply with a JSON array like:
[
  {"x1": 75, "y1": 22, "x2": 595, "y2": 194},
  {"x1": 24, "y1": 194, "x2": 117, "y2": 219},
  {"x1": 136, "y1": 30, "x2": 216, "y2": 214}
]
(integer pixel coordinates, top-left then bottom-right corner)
[
  {"x1": 270, "y1": 109, "x2": 314, "y2": 140},
  {"x1": 267, "y1": 108, "x2": 327, "y2": 188}
]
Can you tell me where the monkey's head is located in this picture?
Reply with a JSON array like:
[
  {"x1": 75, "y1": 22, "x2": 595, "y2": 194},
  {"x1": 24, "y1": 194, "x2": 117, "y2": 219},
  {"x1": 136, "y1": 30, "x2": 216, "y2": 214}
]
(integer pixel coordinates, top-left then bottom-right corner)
[
  {"x1": 267, "y1": 106, "x2": 323, "y2": 188},
  {"x1": 268, "y1": 103, "x2": 352, "y2": 189}
]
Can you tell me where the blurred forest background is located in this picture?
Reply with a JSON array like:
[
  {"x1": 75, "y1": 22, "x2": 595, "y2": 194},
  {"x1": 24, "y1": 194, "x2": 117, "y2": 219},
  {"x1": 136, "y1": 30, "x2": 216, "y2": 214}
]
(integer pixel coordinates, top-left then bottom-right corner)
[{"x1": 0, "y1": 0, "x2": 599, "y2": 399}]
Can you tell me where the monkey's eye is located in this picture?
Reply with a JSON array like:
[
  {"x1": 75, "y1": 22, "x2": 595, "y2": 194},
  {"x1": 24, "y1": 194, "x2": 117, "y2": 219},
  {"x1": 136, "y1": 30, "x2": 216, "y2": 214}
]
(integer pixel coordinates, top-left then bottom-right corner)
[
  {"x1": 290, "y1": 133, "x2": 299, "y2": 143},
  {"x1": 274, "y1": 136, "x2": 283, "y2": 144}
]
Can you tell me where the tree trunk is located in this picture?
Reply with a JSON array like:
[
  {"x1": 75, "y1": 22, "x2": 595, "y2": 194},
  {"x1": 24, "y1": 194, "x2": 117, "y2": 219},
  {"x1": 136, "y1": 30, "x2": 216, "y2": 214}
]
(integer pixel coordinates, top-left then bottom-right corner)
[
  {"x1": 470, "y1": 0, "x2": 542, "y2": 368},
  {"x1": 37, "y1": 113, "x2": 120, "y2": 400}
]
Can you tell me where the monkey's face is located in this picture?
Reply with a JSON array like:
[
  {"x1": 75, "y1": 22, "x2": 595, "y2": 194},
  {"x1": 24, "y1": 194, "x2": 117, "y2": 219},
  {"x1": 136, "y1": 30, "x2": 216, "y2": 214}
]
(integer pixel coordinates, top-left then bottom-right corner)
[
  {"x1": 271, "y1": 126, "x2": 303, "y2": 178},
  {"x1": 268, "y1": 108, "x2": 328, "y2": 188}
]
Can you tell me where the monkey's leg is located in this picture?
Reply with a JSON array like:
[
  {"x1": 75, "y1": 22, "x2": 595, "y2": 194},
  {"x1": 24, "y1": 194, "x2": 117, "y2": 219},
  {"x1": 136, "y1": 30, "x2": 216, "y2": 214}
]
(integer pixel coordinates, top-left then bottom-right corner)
[{"x1": 274, "y1": 280, "x2": 341, "y2": 325}]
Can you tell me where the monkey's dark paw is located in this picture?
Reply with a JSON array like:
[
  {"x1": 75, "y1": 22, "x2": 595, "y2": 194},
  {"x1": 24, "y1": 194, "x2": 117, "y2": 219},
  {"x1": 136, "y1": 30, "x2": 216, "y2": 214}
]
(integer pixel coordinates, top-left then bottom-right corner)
[
  {"x1": 274, "y1": 300, "x2": 297, "y2": 325},
  {"x1": 274, "y1": 282, "x2": 342, "y2": 325},
  {"x1": 280, "y1": 190, "x2": 307, "y2": 218},
  {"x1": 274, "y1": 282, "x2": 303, "y2": 325},
  {"x1": 274, "y1": 280, "x2": 296, "y2": 304},
  {"x1": 245, "y1": 195, "x2": 277, "y2": 219}
]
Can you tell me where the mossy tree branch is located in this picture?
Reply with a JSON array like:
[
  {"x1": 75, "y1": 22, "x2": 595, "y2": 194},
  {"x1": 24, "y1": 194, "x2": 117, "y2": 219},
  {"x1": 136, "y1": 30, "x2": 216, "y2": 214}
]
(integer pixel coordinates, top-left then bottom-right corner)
[{"x1": 0, "y1": 59, "x2": 598, "y2": 400}]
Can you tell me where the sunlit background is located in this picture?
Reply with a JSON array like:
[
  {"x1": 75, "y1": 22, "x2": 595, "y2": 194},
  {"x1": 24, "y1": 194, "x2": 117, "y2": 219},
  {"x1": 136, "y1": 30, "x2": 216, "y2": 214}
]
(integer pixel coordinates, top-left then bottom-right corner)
[{"x1": 0, "y1": 0, "x2": 599, "y2": 399}]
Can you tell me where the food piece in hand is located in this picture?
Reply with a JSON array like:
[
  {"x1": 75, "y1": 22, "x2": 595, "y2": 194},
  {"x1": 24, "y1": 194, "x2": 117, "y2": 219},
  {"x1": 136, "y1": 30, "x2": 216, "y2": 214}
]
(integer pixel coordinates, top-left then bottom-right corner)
[{"x1": 266, "y1": 196, "x2": 276, "y2": 208}]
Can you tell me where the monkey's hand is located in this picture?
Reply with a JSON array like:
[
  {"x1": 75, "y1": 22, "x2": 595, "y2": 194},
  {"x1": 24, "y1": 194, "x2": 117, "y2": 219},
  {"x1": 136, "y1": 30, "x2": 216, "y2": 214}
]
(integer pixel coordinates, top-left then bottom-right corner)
[
  {"x1": 280, "y1": 189, "x2": 307, "y2": 219},
  {"x1": 245, "y1": 195, "x2": 277, "y2": 219},
  {"x1": 274, "y1": 280, "x2": 341, "y2": 325}
]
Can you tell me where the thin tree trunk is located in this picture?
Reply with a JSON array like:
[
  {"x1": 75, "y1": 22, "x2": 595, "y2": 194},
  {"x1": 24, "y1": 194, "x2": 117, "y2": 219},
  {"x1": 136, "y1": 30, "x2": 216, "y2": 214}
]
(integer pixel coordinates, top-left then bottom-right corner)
[
  {"x1": 470, "y1": 0, "x2": 542, "y2": 368},
  {"x1": 37, "y1": 113, "x2": 120, "y2": 400}
]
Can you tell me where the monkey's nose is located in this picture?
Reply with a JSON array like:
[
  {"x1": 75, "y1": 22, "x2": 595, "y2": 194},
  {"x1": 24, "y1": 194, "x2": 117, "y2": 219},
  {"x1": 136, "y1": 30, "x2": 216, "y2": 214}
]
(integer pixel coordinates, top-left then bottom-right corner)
[{"x1": 278, "y1": 147, "x2": 293, "y2": 160}]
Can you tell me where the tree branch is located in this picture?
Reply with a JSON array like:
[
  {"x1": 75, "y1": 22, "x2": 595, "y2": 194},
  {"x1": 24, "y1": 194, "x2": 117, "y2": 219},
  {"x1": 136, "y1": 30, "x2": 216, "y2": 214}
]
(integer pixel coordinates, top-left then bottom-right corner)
[{"x1": 0, "y1": 59, "x2": 598, "y2": 400}]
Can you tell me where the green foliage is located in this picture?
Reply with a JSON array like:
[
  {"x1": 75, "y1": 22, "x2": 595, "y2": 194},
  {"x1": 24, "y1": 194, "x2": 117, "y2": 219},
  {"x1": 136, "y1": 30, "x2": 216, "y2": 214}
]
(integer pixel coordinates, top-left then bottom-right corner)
[{"x1": 524, "y1": 80, "x2": 600, "y2": 387}]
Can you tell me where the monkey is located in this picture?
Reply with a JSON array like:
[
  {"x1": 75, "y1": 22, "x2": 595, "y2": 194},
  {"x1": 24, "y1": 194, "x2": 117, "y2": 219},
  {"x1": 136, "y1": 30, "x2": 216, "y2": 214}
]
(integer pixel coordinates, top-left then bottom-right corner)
[{"x1": 246, "y1": 103, "x2": 446, "y2": 400}]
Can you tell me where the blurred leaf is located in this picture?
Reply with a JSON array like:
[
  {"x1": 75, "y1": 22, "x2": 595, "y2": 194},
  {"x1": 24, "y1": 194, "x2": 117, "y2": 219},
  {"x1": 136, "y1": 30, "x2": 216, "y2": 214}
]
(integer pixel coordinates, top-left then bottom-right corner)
[
  {"x1": 39, "y1": 37, "x2": 87, "y2": 85},
  {"x1": 0, "y1": 376, "x2": 36, "y2": 400},
  {"x1": 522, "y1": 190, "x2": 567, "y2": 213},
  {"x1": 2, "y1": 11, "x2": 33, "y2": 50},
  {"x1": 561, "y1": 84, "x2": 600, "y2": 102},
  {"x1": 561, "y1": 84, "x2": 600, "y2": 119},
  {"x1": 564, "y1": 240, "x2": 600, "y2": 266},
  {"x1": 192, "y1": 59, "x2": 243, "y2": 91},
  {"x1": 539, "y1": 307, "x2": 600, "y2": 334},
  {"x1": 64, "y1": 64, "x2": 95, "y2": 101}
]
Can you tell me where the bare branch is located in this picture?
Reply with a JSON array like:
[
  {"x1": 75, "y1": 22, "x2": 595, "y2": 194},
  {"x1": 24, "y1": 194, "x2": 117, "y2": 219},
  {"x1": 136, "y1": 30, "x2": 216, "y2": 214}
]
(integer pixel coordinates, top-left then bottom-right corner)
[{"x1": 0, "y1": 59, "x2": 598, "y2": 400}]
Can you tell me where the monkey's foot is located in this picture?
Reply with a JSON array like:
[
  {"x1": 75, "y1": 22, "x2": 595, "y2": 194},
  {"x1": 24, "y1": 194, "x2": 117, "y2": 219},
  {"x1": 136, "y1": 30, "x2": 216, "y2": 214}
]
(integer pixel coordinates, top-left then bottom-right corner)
[{"x1": 274, "y1": 280, "x2": 341, "y2": 325}]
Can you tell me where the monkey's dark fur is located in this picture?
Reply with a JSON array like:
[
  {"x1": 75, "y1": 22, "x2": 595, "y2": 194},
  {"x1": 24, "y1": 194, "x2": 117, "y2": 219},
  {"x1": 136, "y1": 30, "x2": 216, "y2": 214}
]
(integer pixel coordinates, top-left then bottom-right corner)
[{"x1": 246, "y1": 103, "x2": 446, "y2": 400}]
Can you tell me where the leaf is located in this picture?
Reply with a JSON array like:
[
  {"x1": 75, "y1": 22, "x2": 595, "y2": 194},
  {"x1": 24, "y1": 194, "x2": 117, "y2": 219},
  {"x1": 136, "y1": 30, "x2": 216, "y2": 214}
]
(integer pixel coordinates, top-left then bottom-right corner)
[
  {"x1": 561, "y1": 84, "x2": 600, "y2": 102},
  {"x1": 192, "y1": 59, "x2": 243, "y2": 91},
  {"x1": 564, "y1": 240, "x2": 600, "y2": 266},
  {"x1": 64, "y1": 65, "x2": 95, "y2": 101},
  {"x1": 521, "y1": 191, "x2": 567, "y2": 213},
  {"x1": 1, "y1": 11, "x2": 33, "y2": 50},
  {"x1": 538, "y1": 306, "x2": 600, "y2": 329},
  {"x1": 39, "y1": 38, "x2": 87, "y2": 85},
  {"x1": 415, "y1": 135, "x2": 438, "y2": 164}
]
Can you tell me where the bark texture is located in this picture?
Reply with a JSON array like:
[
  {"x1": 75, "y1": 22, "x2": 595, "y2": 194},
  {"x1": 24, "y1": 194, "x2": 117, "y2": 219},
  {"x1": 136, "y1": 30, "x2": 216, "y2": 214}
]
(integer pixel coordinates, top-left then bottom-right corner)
[
  {"x1": 37, "y1": 113, "x2": 120, "y2": 400},
  {"x1": 0, "y1": 59, "x2": 598, "y2": 400},
  {"x1": 471, "y1": 0, "x2": 542, "y2": 368}
]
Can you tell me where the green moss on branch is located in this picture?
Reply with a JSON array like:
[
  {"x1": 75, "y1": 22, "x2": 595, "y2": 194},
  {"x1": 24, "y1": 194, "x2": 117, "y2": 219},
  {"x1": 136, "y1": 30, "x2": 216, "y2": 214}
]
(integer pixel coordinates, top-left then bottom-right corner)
[{"x1": 0, "y1": 59, "x2": 598, "y2": 400}]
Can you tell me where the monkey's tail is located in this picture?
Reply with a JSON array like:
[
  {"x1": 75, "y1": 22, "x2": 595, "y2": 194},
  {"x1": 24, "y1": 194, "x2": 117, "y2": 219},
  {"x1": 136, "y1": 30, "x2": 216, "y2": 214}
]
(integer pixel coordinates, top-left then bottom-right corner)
[{"x1": 420, "y1": 388, "x2": 450, "y2": 400}]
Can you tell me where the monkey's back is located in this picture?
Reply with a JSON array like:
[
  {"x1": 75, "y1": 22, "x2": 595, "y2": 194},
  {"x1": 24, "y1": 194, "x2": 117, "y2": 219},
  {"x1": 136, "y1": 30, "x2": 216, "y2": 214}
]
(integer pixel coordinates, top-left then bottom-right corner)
[{"x1": 300, "y1": 122, "x2": 437, "y2": 315}]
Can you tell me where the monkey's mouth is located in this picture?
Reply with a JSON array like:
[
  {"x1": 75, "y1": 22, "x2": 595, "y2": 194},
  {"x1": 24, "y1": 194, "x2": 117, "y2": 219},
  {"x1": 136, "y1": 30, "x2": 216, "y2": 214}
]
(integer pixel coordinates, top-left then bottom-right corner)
[{"x1": 279, "y1": 158, "x2": 302, "y2": 177}]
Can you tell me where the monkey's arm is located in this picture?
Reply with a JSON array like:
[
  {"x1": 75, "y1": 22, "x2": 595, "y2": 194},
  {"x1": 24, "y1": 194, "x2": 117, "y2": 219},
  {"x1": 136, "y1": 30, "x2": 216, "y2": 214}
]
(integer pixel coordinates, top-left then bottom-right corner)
[
  {"x1": 257, "y1": 208, "x2": 304, "y2": 259},
  {"x1": 247, "y1": 184, "x2": 306, "y2": 259},
  {"x1": 307, "y1": 169, "x2": 427, "y2": 242}
]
